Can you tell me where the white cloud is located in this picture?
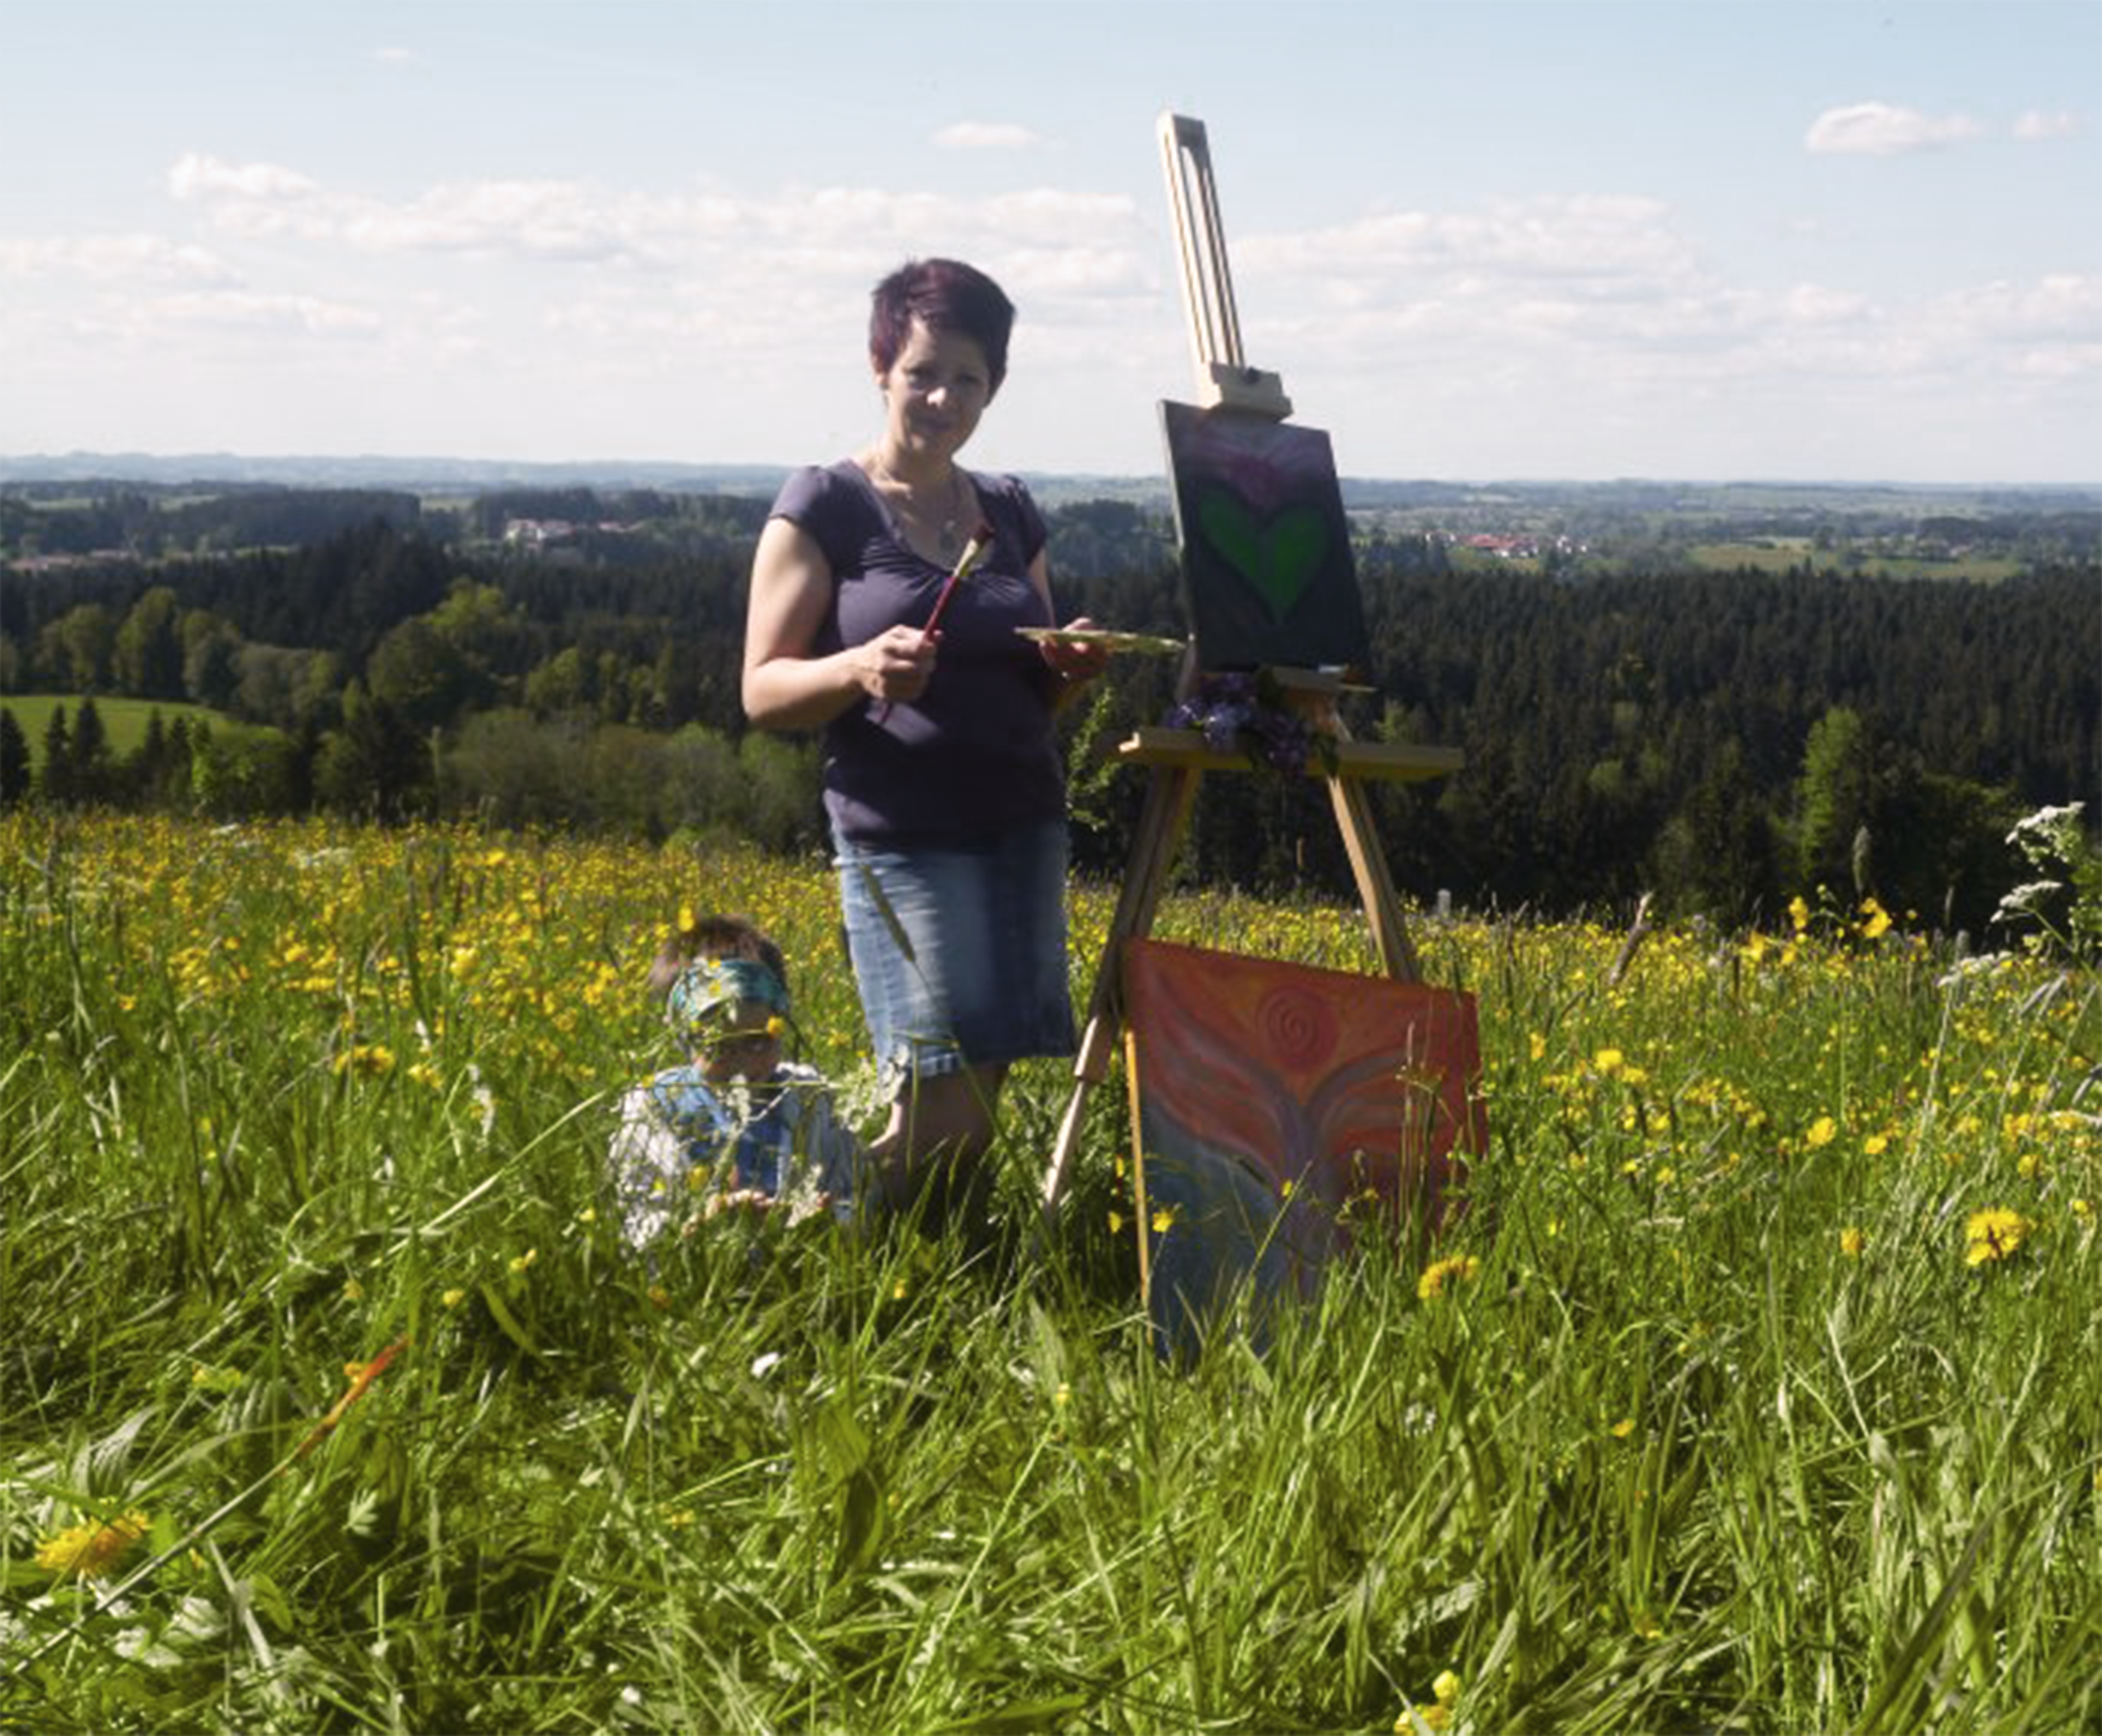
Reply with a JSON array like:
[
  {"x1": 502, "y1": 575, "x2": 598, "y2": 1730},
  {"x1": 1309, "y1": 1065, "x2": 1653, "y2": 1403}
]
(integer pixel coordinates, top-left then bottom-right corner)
[
  {"x1": 169, "y1": 153, "x2": 320, "y2": 201},
  {"x1": 1804, "y1": 102, "x2": 1984, "y2": 156},
  {"x1": 0, "y1": 234, "x2": 235, "y2": 285},
  {"x1": 157, "y1": 290, "x2": 382, "y2": 337},
  {"x1": 2013, "y1": 109, "x2": 2079, "y2": 141},
  {"x1": 934, "y1": 122, "x2": 1044, "y2": 152}
]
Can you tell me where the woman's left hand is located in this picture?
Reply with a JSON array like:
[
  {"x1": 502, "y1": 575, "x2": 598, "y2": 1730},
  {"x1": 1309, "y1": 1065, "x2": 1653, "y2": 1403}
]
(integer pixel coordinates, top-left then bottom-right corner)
[{"x1": 1037, "y1": 616, "x2": 1112, "y2": 686}]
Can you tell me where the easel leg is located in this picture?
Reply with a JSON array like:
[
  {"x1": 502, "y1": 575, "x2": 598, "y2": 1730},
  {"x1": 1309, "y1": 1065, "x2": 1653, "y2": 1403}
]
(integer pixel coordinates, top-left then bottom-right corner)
[
  {"x1": 1326, "y1": 773, "x2": 1420, "y2": 983},
  {"x1": 1041, "y1": 765, "x2": 1202, "y2": 1221}
]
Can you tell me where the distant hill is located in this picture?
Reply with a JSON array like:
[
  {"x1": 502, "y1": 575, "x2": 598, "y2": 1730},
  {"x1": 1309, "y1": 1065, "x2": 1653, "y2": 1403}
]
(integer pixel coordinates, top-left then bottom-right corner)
[
  {"x1": 0, "y1": 451, "x2": 802, "y2": 495},
  {"x1": 4, "y1": 451, "x2": 2096, "y2": 518}
]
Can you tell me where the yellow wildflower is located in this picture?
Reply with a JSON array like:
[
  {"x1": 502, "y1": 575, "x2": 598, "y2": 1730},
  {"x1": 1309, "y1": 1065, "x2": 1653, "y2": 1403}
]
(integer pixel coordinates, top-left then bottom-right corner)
[
  {"x1": 1805, "y1": 1116, "x2": 1837, "y2": 1149},
  {"x1": 1396, "y1": 1668, "x2": 1463, "y2": 1734},
  {"x1": 1416, "y1": 1254, "x2": 1481, "y2": 1301},
  {"x1": 1863, "y1": 1133, "x2": 1889, "y2": 1156},
  {"x1": 1858, "y1": 898, "x2": 1893, "y2": 939},
  {"x1": 334, "y1": 1043, "x2": 396, "y2": 1079},
  {"x1": 1964, "y1": 1208, "x2": 2033, "y2": 1267},
  {"x1": 1150, "y1": 1205, "x2": 1179, "y2": 1234},
  {"x1": 1593, "y1": 1048, "x2": 1625, "y2": 1076},
  {"x1": 1610, "y1": 1417, "x2": 1637, "y2": 1439},
  {"x1": 37, "y1": 1509, "x2": 150, "y2": 1580},
  {"x1": 509, "y1": 1247, "x2": 538, "y2": 1275},
  {"x1": 1839, "y1": 1226, "x2": 1866, "y2": 1258},
  {"x1": 1789, "y1": 895, "x2": 1811, "y2": 932},
  {"x1": 441, "y1": 1288, "x2": 467, "y2": 1309}
]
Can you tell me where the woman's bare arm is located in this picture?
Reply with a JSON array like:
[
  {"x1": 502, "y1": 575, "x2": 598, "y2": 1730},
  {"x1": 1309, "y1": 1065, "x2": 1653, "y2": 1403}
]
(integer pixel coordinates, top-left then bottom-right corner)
[{"x1": 742, "y1": 517, "x2": 936, "y2": 730}]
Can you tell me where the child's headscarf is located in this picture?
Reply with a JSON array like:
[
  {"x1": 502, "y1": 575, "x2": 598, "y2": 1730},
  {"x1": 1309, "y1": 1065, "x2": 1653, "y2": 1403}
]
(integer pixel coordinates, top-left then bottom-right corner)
[{"x1": 666, "y1": 956, "x2": 791, "y2": 1040}]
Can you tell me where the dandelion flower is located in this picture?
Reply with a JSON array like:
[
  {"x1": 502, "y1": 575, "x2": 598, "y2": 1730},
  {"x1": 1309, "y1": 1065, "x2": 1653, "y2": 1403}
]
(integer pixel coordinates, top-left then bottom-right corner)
[
  {"x1": 37, "y1": 1510, "x2": 150, "y2": 1580},
  {"x1": 1964, "y1": 1208, "x2": 2034, "y2": 1267},
  {"x1": 1593, "y1": 1047, "x2": 1625, "y2": 1076},
  {"x1": 1805, "y1": 1116, "x2": 1837, "y2": 1149},
  {"x1": 1396, "y1": 1668, "x2": 1463, "y2": 1733},
  {"x1": 1416, "y1": 1254, "x2": 1481, "y2": 1301},
  {"x1": 1839, "y1": 1226, "x2": 1866, "y2": 1258},
  {"x1": 334, "y1": 1043, "x2": 396, "y2": 1079}
]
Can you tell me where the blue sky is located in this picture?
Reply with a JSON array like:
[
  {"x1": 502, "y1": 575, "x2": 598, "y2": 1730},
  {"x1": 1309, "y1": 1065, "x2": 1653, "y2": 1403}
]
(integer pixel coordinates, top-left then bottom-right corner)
[{"x1": 2, "y1": 0, "x2": 2097, "y2": 482}]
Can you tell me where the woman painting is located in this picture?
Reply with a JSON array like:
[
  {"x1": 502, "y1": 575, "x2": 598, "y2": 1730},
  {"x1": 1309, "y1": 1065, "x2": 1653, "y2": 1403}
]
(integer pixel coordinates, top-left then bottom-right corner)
[{"x1": 742, "y1": 257, "x2": 1107, "y2": 1238}]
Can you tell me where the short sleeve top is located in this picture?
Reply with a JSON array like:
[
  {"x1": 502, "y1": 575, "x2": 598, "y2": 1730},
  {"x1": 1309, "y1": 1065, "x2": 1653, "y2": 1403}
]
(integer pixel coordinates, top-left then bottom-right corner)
[{"x1": 768, "y1": 461, "x2": 1064, "y2": 844}]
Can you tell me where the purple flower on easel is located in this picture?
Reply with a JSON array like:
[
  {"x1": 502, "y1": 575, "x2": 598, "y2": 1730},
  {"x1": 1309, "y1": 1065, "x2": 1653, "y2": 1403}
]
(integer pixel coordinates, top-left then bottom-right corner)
[{"x1": 1163, "y1": 673, "x2": 1329, "y2": 774}]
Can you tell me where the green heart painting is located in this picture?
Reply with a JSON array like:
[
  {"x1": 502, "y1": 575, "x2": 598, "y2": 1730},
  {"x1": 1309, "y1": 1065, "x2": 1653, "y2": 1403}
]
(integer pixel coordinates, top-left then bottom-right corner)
[
  {"x1": 1160, "y1": 401, "x2": 1372, "y2": 676},
  {"x1": 1194, "y1": 489, "x2": 1329, "y2": 624}
]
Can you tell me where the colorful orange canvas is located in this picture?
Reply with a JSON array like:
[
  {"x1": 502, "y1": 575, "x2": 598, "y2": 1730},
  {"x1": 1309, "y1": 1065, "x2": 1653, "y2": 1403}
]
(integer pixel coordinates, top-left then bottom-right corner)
[{"x1": 1121, "y1": 939, "x2": 1486, "y2": 1350}]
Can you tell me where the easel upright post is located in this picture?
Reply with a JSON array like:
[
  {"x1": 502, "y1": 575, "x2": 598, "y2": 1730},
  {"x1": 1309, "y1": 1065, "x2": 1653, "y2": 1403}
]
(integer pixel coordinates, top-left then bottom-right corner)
[{"x1": 1157, "y1": 113, "x2": 1292, "y2": 420}]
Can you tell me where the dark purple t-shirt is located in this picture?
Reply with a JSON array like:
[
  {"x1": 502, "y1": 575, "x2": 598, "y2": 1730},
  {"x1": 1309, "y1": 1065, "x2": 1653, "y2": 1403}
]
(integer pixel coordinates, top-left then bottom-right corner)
[{"x1": 768, "y1": 461, "x2": 1064, "y2": 844}]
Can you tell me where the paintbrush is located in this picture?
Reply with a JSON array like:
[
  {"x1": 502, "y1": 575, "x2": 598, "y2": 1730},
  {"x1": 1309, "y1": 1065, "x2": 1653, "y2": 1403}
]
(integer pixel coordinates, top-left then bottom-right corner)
[{"x1": 875, "y1": 521, "x2": 995, "y2": 721}]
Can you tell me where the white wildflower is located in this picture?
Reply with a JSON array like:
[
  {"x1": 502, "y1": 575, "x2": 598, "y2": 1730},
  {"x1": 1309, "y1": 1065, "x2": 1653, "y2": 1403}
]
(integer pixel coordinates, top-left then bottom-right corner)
[
  {"x1": 1993, "y1": 880, "x2": 2062, "y2": 924},
  {"x1": 2007, "y1": 802, "x2": 2083, "y2": 846},
  {"x1": 1936, "y1": 952, "x2": 2013, "y2": 990}
]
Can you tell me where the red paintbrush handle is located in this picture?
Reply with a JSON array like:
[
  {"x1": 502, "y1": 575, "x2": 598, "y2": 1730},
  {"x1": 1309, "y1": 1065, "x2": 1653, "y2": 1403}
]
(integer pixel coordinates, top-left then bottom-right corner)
[
  {"x1": 921, "y1": 523, "x2": 995, "y2": 635},
  {"x1": 874, "y1": 523, "x2": 995, "y2": 722}
]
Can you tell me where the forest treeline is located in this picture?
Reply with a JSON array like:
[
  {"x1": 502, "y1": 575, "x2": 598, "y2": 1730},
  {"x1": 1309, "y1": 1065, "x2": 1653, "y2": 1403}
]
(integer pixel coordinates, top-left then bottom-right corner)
[{"x1": 1, "y1": 488, "x2": 2094, "y2": 934}]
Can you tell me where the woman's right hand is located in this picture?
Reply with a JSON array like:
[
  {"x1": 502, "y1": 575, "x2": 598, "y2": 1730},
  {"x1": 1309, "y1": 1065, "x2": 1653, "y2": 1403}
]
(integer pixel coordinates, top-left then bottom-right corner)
[{"x1": 856, "y1": 624, "x2": 938, "y2": 704}]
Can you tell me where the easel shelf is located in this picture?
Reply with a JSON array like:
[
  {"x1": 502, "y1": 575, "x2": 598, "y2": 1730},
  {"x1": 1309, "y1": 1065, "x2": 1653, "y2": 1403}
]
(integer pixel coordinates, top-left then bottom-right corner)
[{"x1": 1118, "y1": 728, "x2": 1465, "y2": 782}]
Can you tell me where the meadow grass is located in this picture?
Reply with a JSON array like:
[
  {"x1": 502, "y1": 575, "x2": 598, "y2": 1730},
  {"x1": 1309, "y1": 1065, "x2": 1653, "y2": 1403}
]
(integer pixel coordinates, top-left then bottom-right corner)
[
  {"x1": 2, "y1": 812, "x2": 2096, "y2": 1734},
  {"x1": 4, "y1": 695, "x2": 239, "y2": 773}
]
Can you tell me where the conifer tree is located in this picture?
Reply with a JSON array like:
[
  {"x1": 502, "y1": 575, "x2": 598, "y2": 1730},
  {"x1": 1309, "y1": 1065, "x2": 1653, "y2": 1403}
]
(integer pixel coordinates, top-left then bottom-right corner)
[{"x1": 0, "y1": 708, "x2": 30, "y2": 807}]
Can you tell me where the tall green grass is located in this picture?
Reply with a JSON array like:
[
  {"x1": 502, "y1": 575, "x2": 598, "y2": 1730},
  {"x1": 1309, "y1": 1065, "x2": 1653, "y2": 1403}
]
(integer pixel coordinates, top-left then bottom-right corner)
[{"x1": 3, "y1": 813, "x2": 2096, "y2": 1733}]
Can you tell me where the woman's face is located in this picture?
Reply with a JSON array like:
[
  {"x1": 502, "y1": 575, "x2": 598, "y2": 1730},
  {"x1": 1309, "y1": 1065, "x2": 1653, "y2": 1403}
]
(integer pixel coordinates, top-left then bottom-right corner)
[{"x1": 874, "y1": 318, "x2": 993, "y2": 464}]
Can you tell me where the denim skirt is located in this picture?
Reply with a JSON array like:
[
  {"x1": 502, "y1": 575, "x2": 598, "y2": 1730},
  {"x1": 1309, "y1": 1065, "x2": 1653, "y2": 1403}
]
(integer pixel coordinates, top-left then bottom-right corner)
[{"x1": 833, "y1": 817, "x2": 1079, "y2": 1090}]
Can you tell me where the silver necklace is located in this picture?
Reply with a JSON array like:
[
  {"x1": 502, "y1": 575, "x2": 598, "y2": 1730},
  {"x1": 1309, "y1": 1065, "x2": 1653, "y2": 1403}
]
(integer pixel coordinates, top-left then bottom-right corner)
[{"x1": 866, "y1": 454, "x2": 967, "y2": 563}]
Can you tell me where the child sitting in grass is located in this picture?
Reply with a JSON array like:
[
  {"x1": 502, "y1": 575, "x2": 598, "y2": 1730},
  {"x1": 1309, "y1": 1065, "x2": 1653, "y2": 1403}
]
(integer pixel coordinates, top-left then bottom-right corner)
[{"x1": 609, "y1": 912, "x2": 862, "y2": 1251}]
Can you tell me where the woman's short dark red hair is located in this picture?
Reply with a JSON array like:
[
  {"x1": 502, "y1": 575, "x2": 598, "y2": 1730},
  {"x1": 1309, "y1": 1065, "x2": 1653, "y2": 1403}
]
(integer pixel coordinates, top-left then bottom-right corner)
[{"x1": 869, "y1": 258, "x2": 1016, "y2": 397}]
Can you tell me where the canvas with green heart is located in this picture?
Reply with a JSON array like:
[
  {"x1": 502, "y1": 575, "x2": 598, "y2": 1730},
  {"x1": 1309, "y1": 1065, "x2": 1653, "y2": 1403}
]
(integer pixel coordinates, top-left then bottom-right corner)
[{"x1": 1161, "y1": 402, "x2": 1372, "y2": 677}]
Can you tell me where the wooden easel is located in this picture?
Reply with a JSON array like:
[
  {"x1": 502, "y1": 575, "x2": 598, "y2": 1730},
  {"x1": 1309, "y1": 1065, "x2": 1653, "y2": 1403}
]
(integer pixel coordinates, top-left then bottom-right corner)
[{"x1": 1039, "y1": 115, "x2": 1463, "y2": 1220}]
